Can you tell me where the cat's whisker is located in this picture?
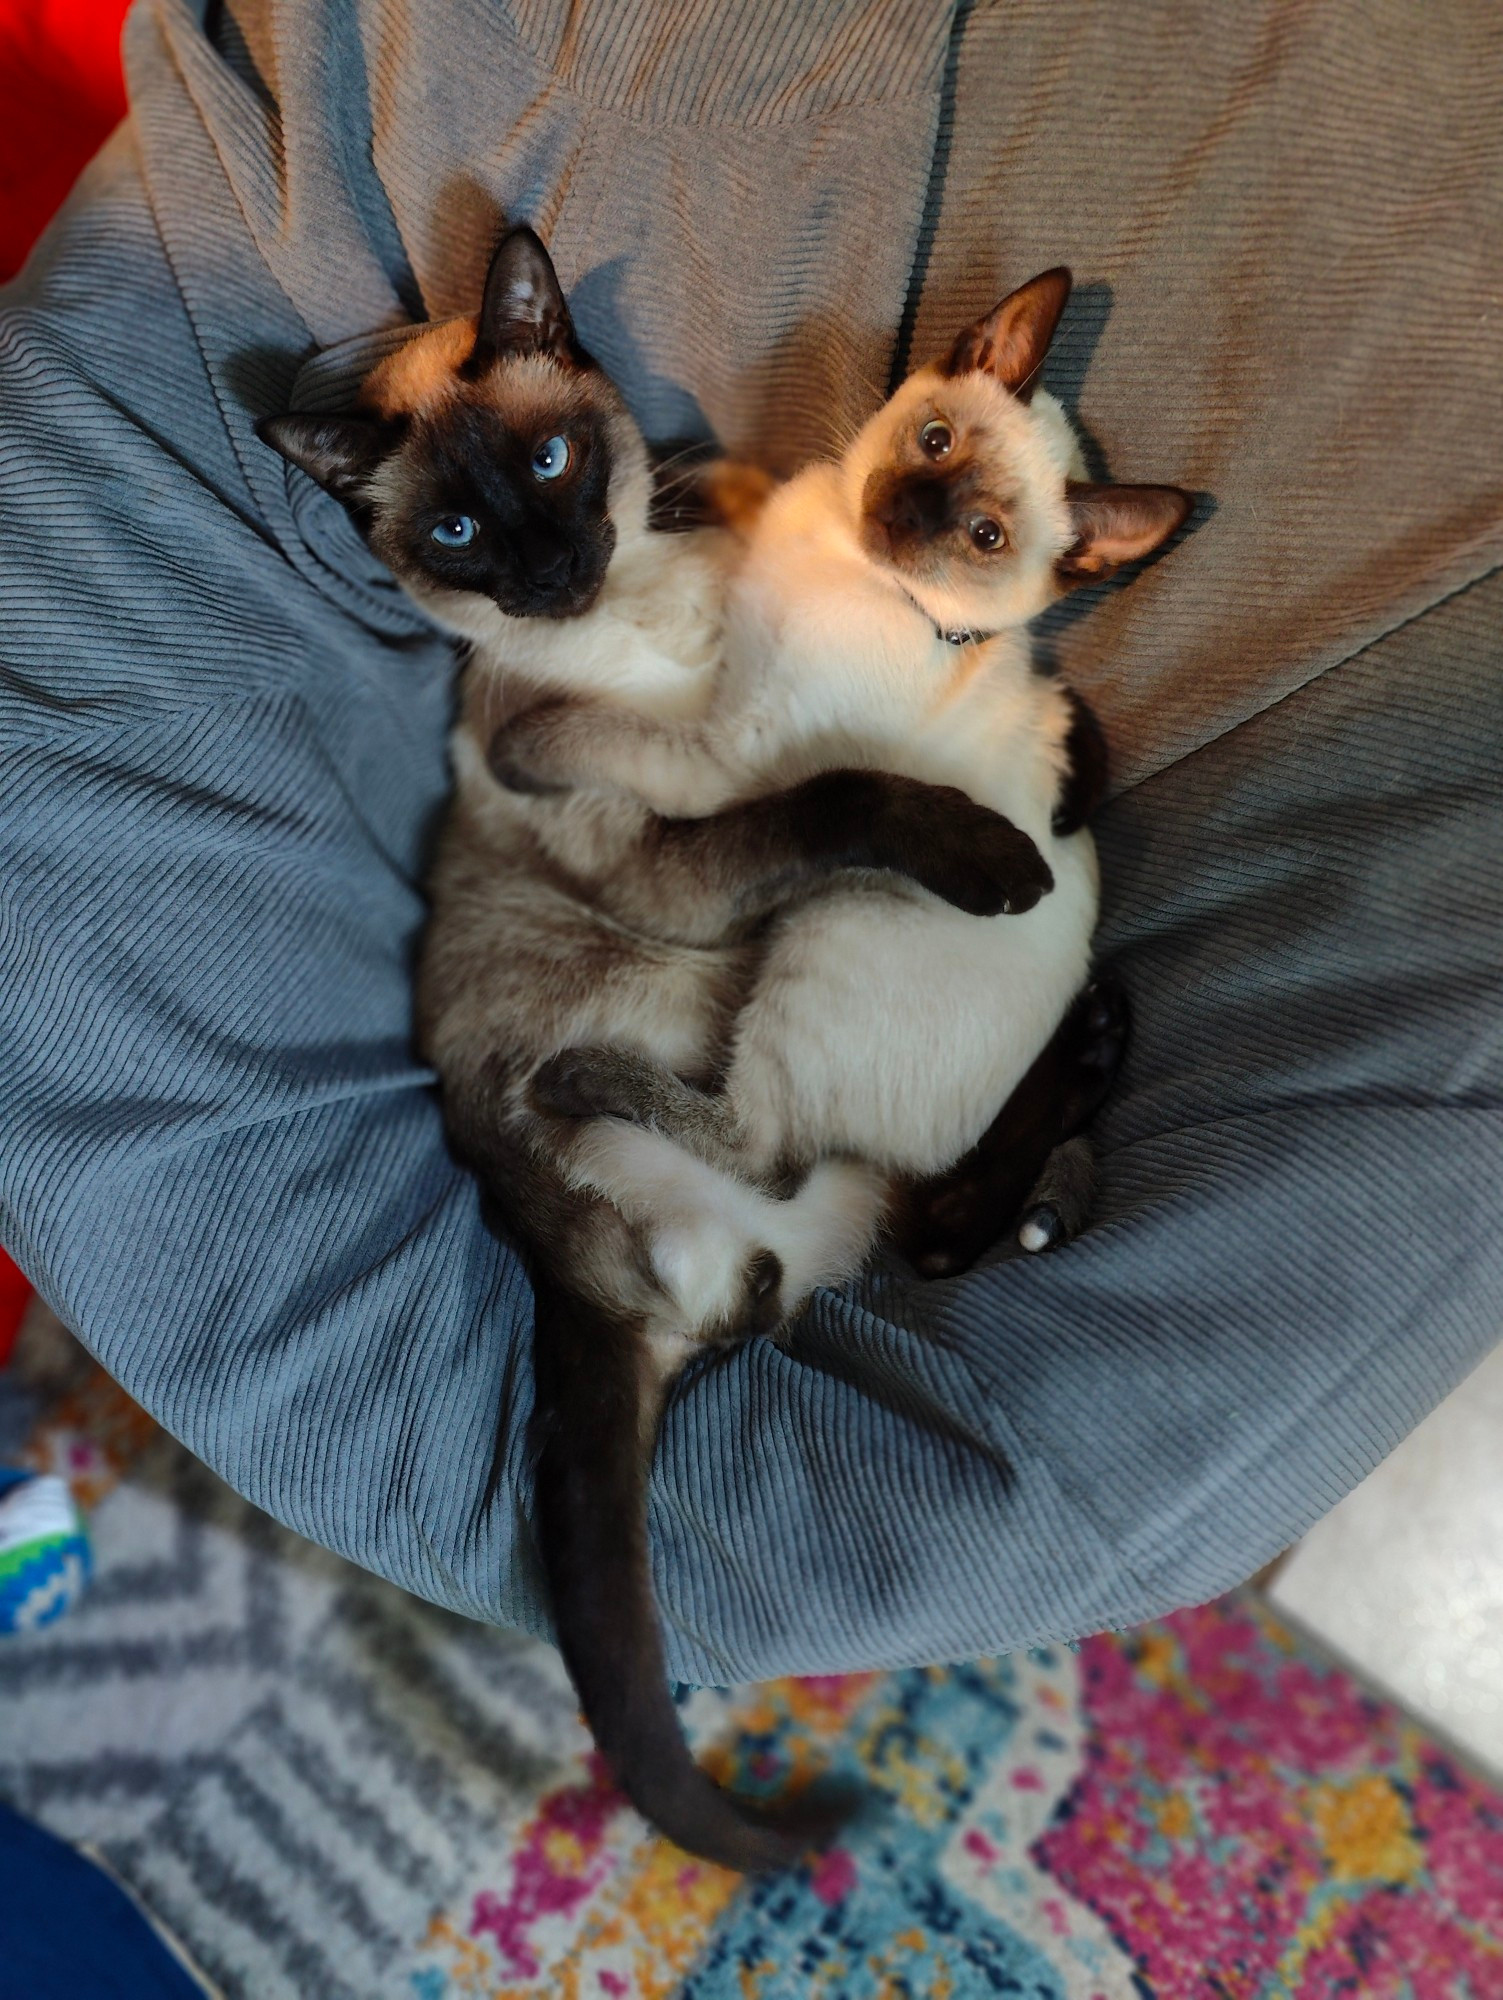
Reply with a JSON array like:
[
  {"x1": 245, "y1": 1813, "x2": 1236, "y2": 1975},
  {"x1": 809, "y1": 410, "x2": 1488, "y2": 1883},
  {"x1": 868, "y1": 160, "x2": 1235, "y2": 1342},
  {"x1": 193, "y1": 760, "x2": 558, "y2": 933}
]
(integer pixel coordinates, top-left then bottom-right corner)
[
  {"x1": 649, "y1": 442, "x2": 714, "y2": 478},
  {"x1": 651, "y1": 464, "x2": 711, "y2": 496}
]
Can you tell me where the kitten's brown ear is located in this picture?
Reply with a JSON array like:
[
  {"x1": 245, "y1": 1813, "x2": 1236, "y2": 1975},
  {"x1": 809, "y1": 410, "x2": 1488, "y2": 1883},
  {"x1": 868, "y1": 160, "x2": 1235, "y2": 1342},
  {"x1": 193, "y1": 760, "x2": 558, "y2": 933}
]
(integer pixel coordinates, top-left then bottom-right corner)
[
  {"x1": 255, "y1": 413, "x2": 401, "y2": 504},
  {"x1": 1057, "y1": 482, "x2": 1193, "y2": 587},
  {"x1": 469, "y1": 225, "x2": 580, "y2": 373},
  {"x1": 942, "y1": 268, "x2": 1072, "y2": 399}
]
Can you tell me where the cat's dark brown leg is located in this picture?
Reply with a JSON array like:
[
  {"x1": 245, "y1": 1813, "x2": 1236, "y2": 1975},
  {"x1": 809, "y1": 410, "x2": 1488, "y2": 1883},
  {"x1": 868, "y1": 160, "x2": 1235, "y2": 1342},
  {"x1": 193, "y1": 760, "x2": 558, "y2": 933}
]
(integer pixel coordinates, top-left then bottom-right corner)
[
  {"x1": 1016, "y1": 1136, "x2": 1098, "y2": 1254},
  {"x1": 1052, "y1": 687, "x2": 1110, "y2": 838},
  {"x1": 893, "y1": 973, "x2": 1129, "y2": 1278},
  {"x1": 614, "y1": 769, "x2": 1055, "y2": 943}
]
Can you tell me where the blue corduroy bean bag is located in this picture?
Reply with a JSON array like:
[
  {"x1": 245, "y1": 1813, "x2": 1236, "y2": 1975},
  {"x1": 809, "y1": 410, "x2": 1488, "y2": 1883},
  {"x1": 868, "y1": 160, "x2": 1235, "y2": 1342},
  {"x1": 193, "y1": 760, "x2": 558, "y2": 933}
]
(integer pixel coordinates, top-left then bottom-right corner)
[{"x1": 2, "y1": 0, "x2": 1501, "y2": 1681}]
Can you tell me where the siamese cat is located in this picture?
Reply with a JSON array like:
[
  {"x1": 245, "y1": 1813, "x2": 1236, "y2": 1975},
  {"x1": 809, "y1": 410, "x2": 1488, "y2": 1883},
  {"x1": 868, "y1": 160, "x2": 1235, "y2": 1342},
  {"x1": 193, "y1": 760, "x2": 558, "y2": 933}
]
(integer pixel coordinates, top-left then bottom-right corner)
[
  {"x1": 478, "y1": 262, "x2": 1189, "y2": 1875},
  {"x1": 493, "y1": 267, "x2": 1190, "y2": 1264},
  {"x1": 258, "y1": 227, "x2": 1093, "y2": 1873}
]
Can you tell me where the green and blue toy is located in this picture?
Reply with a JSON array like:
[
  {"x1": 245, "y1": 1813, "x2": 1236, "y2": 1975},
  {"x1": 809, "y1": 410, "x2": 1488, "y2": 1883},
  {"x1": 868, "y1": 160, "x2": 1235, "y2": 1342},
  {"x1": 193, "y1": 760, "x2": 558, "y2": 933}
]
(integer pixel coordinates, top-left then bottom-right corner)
[{"x1": 0, "y1": 1468, "x2": 90, "y2": 1633}]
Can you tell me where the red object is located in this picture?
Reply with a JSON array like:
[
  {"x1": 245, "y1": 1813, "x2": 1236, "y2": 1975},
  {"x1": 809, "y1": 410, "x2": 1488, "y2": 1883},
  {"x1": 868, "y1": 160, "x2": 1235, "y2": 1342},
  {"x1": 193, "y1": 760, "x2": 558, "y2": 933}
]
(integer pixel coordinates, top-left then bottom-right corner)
[
  {"x1": 0, "y1": 1251, "x2": 30, "y2": 1364},
  {"x1": 0, "y1": 0, "x2": 130, "y2": 281},
  {"x1": 0, "y1": 1, "x2": 129, "y2": 1354}
]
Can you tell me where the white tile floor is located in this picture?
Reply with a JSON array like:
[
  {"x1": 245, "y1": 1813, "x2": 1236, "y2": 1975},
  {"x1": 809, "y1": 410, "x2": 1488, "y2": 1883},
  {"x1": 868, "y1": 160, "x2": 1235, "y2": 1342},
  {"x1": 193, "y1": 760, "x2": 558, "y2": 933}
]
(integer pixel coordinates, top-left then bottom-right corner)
[{"x1": 1270, "y1": 1339, "x2": 1503, "y2": 1778}]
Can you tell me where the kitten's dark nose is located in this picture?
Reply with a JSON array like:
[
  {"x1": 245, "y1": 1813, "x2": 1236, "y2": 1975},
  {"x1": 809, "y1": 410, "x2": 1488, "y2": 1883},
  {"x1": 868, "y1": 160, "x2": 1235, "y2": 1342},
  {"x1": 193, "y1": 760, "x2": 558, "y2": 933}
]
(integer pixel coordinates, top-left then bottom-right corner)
[{"x1": 865, "y1": 470, "x2": 949, "y2": 550}]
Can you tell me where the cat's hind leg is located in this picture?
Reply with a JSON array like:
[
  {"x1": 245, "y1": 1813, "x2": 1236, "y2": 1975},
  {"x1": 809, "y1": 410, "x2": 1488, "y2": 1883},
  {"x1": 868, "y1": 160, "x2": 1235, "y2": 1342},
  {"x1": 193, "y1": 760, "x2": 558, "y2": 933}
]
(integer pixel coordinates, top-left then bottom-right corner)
[
  {"x1": 894, "y1": 972, "x2": 1129, "y2": 1277},
  {"x1": 1016, "y1": 1136, "x2": 1098, "y2": 1254}
]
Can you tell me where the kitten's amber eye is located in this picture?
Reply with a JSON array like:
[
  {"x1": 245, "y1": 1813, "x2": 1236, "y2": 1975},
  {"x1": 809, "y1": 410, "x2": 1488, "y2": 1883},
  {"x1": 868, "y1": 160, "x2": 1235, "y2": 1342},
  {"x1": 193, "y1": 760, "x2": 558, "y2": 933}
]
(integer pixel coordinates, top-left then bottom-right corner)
[
  {"x1": 919, "y1": 420, "x2": 953, "y2": 459},
  {"x1": 969, "y1": 517, "x2": 1003, "y2": 551}
]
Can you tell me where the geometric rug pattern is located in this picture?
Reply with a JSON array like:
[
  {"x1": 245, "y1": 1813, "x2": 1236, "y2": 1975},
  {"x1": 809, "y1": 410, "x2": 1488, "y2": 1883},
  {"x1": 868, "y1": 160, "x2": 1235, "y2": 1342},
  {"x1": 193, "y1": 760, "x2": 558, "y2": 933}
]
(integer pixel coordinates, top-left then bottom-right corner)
[{"x1": 3, "y1": 1304, "x2": 1501, "y2": 1999}]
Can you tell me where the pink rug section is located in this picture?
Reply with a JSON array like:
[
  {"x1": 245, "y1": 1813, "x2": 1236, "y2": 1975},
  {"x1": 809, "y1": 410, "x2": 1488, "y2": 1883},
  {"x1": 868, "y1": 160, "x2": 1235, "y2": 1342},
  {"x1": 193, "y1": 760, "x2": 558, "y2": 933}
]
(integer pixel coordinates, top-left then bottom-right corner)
[{"x1": 1039, "y1": 1598, "x2": 1503, "y2": 1997}]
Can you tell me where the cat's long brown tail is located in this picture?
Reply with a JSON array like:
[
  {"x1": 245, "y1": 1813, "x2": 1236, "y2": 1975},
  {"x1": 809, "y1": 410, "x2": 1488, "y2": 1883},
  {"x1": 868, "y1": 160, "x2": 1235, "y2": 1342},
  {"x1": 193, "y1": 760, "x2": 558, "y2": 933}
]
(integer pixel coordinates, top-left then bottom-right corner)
[{"x1": 529, "y1": 1269, "x2": 835, "y2": 1873}]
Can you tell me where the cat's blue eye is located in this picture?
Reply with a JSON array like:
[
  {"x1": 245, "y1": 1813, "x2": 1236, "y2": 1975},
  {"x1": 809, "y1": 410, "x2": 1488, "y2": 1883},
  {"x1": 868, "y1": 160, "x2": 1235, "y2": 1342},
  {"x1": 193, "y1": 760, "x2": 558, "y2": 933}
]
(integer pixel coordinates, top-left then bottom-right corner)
[
  {"x1": 431, "y1": 515, "x2": 478, "y2": 548},
  {"x1": 532, "y1": 435, "x2": 571, "y2": 482}
]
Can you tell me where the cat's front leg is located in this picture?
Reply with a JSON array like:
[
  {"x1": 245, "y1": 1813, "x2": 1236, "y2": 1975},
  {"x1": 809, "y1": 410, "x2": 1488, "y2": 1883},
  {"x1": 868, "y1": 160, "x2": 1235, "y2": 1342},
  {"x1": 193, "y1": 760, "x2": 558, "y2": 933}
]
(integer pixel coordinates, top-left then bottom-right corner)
[
  {"x1": 489, "y1": 700, "x2": 740, "y2": 818},
  {"x1": 808, "y1": 772, "x2": 1054, "y2": 918},
  {"x1": 590, "y1": 769, "x2": 1053, "y2": 945},
  {"x1": 1051, "y1": 687, "x2": 1110, "y2": 837}
]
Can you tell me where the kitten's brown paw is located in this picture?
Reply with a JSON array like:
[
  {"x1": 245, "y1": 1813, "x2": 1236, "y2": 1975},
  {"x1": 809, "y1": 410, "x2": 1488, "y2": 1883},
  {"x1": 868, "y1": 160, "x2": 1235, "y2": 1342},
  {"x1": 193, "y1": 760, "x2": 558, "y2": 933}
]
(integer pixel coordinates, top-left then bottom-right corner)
[
  {"x1": 1051, "y1": 689, "x2": 1110, "y2": 837},
  {"x1": 1053, "y1": 973, "x2": 1130, "y2": 1133},
  {"x1": 909, "y1": 1178, "x2": 993, "y2": 1278},
  {"x1": 902, "y1": 971, "x2": 1129, "y2": 1276},
  {"x1": 701, "y1": 459, "x2": 777, "y2": 535},
  {"x1": 1015, "y1": 978, "x2": 1129, "y2": 1251}
]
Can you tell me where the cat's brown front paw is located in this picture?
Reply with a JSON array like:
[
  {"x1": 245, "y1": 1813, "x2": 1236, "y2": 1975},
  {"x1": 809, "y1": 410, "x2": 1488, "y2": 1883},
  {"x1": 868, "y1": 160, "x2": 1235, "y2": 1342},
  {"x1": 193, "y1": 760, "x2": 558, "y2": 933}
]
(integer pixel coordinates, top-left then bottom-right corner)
[
  {"x1": 913, "y1": 789, "x2": 1054, "y2": 917},
  {"x1": 486, "y1": 704, "x2": 577, "y2": 795},
  {"x1": 531, "y1": 1047, "x2": 620, "y2": 1119}
]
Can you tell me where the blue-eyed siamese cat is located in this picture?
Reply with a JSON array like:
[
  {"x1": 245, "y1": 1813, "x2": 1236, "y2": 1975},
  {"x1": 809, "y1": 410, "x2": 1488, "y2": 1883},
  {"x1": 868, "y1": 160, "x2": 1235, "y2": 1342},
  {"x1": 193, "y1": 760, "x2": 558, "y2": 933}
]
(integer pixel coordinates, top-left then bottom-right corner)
[{"x1": 259, "y1": 229, "x2": 1182, "y2": 1871}]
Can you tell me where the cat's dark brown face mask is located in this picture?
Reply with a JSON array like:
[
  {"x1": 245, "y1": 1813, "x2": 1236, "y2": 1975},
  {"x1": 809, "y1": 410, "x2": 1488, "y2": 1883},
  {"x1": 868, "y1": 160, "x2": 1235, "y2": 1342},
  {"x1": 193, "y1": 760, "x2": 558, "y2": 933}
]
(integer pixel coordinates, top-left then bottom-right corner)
[{"x1": 257, "y1": 228, "x2": 623, "y2": 622}]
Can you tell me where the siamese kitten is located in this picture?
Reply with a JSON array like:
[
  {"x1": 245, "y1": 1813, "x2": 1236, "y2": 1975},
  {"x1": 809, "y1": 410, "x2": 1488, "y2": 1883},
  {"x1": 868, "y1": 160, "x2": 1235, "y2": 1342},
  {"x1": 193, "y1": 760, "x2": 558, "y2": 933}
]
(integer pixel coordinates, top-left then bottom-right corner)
[
  {"x1": 494, "y1": 266, "x2": 1191, "y2": 1283},
  {"x1": 257, "y1": 228, "x2": 1070, "y2": 1873}
]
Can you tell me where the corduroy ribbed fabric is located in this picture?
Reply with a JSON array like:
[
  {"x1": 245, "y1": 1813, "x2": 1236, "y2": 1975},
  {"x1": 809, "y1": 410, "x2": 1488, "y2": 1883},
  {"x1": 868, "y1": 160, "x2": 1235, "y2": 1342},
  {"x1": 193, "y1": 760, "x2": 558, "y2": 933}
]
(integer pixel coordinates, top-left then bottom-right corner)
[{"x1": 1, "y1": 0, "x2": 1500, "y2": 1679}]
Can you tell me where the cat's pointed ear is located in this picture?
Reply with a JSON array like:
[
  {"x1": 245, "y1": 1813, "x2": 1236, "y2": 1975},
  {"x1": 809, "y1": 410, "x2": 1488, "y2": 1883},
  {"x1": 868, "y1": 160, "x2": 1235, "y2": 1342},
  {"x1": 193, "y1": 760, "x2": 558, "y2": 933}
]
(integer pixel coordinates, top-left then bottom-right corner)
[
  {"x1": 942, "y1": 268, "x2": 1072, "y2": 399},
  {"x1": 470, "y1": 225, "x2": 579, "y2": 371},
  {"x1": 1057, "y1": 482, "x2": 1193, "y2": 587},
  {"x1": 255, "y1": 413, "x2": 401, "y2": 503}
]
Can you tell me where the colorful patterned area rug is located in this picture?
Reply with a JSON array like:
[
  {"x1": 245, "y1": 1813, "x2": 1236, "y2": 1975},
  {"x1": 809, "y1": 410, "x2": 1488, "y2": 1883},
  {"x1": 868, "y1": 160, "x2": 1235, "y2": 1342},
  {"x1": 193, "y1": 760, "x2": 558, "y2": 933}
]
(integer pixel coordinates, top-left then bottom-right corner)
[
  {"x1": 408, "y1": 1616, "x2": 1503, "y2": 2000},
  {"x1": 2, "y1": 1305, "x2": 1501, "y2": 1999}
]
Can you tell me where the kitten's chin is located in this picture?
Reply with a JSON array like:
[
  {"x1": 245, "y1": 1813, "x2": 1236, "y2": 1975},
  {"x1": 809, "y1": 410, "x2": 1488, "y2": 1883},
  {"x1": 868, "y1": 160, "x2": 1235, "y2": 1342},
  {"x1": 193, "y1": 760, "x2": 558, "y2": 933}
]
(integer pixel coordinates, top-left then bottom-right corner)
[
  {"x1": 853, "y1": 520, "x2": 1013, "y2": 636},
  {"x1": 856, "y1": 510, "x2": 948, "y2": 590}
]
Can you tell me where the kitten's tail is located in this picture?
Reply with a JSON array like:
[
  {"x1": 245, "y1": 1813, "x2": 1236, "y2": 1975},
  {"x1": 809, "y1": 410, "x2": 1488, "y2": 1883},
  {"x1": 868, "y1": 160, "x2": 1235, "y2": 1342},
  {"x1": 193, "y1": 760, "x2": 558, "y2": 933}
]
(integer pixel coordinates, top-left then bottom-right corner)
[{"x1": 530, "y1": 1267, "x2": 839, "y2": 1873}]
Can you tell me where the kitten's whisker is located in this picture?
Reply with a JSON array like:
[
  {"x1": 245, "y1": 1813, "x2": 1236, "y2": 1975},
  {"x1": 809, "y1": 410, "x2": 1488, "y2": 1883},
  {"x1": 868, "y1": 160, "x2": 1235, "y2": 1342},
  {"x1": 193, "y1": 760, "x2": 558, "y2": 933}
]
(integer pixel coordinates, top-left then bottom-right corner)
[{"x1": 813, "y1": 411, "x2": 863, "y2": 459}]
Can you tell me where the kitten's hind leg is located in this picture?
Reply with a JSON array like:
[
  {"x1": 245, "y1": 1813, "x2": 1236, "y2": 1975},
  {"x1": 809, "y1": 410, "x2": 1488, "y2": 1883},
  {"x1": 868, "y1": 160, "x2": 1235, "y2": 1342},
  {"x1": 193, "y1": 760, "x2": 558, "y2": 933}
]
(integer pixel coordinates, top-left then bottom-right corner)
[
  {"x1": 533, "y1": 1046, "x2": 740, "y2": 1167},
  {"x1": 895, "y1": 972, "x2": 1129, "y2": 1278}
]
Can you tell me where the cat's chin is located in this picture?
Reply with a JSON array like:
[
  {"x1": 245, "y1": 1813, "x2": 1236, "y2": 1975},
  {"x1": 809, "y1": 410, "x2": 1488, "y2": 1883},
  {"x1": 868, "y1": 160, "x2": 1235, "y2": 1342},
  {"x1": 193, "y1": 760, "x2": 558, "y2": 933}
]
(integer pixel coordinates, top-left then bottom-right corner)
[{"x1": 494, "y1": 577, "x2": 607, "y2": 622}]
